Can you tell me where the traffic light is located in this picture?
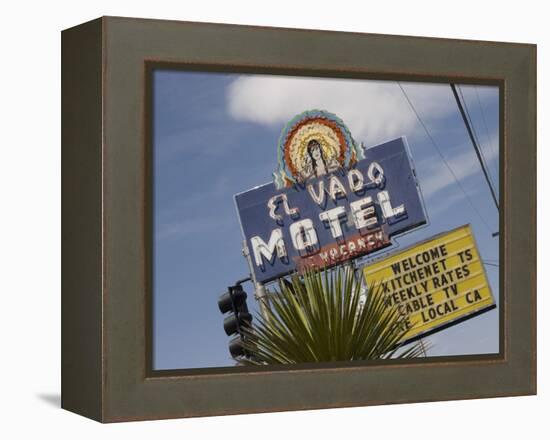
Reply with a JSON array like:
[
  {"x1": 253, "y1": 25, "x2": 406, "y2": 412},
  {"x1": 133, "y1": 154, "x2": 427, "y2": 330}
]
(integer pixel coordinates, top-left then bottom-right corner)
[{"x1": 218, "y1": 284, "x2": 253, "y2": 358}]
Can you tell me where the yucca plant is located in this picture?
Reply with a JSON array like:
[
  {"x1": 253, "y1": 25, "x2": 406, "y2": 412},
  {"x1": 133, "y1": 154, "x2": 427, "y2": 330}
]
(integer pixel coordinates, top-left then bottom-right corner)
[{"x1": 241, "y1": 265, "x2": 424, "y2": 365}]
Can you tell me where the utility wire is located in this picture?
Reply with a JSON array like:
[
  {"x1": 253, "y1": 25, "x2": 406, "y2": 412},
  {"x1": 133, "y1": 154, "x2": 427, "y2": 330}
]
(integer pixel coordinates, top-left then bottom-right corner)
[
  {"x1": 458, "y1": 87, "x2": 483, "y2": 152},
  {"x1": 397, "y1": 82, "x2": 495, "y2": 236},
  {"x1": 450, "y1": 84, "x2": 499, "y2": 210},
  {"x1": 457, "y1": 86, "x2": 497, "y2": 192},
  {"x1": 474, "y1": 86, "x2": 499, "y2": 179},
  {"x1": 455, "y1": 84, "x2": 499, "y2": 205}
]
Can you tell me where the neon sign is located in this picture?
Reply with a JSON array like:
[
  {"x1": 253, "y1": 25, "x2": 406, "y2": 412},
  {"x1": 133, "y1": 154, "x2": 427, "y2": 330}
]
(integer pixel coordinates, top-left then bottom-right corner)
[{"x1": 235, "y1": 110, "x2": 427, "y2": 283}]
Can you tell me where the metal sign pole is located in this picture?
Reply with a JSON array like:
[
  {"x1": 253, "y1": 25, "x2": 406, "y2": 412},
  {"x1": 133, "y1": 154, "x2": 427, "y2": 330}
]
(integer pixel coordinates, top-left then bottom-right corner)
[
  {"x1": 254, "y1": 283, "x2": 271, "y2": 323},
  {"x1": 242, "y1": 240, "x2": 270, "y2": 322}
]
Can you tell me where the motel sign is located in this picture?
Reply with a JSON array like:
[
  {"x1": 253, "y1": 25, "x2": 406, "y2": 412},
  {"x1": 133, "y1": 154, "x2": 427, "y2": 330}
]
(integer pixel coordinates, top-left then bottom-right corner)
[{"x1": 235, "y1": 111, "x2": 427, "y2": 283}]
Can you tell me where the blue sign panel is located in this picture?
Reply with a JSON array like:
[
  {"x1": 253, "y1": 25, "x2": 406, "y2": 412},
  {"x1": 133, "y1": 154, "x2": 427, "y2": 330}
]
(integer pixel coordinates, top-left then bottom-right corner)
[{"x1": 235, "y1": 137, "x2": 426, "y2": 283}]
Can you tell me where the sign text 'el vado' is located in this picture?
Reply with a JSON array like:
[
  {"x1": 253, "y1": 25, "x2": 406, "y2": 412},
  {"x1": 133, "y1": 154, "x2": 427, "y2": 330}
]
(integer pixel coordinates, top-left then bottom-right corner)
[{"x1": 235, "y1": 110, "x2": 427, "y2": 283}]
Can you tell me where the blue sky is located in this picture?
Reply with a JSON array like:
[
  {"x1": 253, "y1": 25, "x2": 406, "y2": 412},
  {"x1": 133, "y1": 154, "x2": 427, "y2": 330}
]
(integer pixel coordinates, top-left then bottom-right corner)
[{"x1": 152, "y1": 70, "x2": 500, "y2": 370}]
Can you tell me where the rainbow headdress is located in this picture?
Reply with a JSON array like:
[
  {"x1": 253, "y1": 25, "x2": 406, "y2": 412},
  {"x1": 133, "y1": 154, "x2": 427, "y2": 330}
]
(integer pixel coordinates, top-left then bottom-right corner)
[{"x1": 273, "y1": 110, "x2": 364, "y2": 189}]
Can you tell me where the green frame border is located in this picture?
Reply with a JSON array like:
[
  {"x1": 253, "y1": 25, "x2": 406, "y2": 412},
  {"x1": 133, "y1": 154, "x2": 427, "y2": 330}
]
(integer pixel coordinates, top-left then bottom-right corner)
[{"x1": 61, "y1": 16, "x2": 536, "y2": 422}]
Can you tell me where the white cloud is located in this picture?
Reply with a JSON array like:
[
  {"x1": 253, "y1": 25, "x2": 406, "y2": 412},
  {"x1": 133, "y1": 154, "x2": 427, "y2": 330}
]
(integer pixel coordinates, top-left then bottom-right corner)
[
  {"x1": 226, "y1": 74, "x2": 500, "y2": 208},
  {"x1": 226, "y1": 76, "x2": 458, "y2": 146},
  {"x1": 418, "y1": 135, "x2": 499, "y2": 200},
  {"x1": 427, "y1": 188, "x2": 476, "y2": 219}
]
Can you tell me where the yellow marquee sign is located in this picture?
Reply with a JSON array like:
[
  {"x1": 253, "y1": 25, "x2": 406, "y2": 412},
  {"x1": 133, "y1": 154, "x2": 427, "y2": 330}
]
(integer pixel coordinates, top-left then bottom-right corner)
[{"x1": 363, "y1": 224, "x2": 496, "y2": 342}]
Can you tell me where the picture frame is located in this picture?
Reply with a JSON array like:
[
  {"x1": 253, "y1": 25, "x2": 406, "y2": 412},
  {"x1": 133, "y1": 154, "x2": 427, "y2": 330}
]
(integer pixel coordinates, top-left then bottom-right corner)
[{"x1": 61, "y1": 16, "x2": 536, "y2": 422}]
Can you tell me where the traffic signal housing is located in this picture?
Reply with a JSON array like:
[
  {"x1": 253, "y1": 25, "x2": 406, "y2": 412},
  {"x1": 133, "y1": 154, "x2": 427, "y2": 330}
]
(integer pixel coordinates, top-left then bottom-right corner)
[{"x1": 218, "y1": 284, "x2": 253, "y2": 359}]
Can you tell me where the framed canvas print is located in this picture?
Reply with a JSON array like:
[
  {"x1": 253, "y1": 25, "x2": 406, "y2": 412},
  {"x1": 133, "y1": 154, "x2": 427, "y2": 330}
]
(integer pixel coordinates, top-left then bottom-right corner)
[{"x1": 61, "y1": 16, "x2": 536, "y2": 422}]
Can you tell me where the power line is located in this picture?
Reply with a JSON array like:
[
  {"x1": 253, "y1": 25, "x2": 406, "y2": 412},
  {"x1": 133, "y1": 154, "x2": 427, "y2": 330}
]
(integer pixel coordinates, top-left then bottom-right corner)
[
  {"x1": 450, "y1": 84, "x2": 499, "y2": 210},
  {"x1": 397, "y1": 82, "x2": 495, "y2": 236},
  {"x1": 457, "y1": 86, "x2": 497, "y2": 192},
  {"x1": 453, "y1": 84, "x2": 499, "y2": 208},
  {"x1": 458, "y1": 86, "x2": 498, "y2": 191},
  {"x1": 474, "y1": 86, "x2": 499, "y2": 179}
]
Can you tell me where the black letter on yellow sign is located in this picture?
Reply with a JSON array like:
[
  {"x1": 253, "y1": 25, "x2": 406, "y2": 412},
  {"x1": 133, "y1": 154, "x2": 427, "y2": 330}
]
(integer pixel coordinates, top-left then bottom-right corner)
[{"x1": 466, "y1": 289, "x2": 483, "y2": 304}]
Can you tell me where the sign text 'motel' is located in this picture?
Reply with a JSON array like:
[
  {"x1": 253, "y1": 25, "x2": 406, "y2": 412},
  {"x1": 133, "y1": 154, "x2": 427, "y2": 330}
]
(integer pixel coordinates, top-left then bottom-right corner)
[{"x1": 235, "y1": 111, "x2": 426, "y2": 283}]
